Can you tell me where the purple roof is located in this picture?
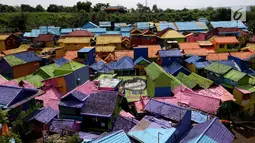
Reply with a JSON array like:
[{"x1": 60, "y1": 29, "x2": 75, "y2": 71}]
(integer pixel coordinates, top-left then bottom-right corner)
[
  {"x1": 144, "y1": 99, "x2": 190, "y2": 122},
  {"x1": 70, "y1": 91, "x2": 89, "y2": 102},
  {"x1": 59, "y1": 100, "x2": 85, "y2": 108},
  {"x1": 90, "y1": 61, "x2": 105, "y2": 71},
  {"x1": 158, "y1": 50, "x2": 182, "y2": 57},
  {"x1": 81, "y1": 91, "x2": 118, "y2": 117},
  {"x1": 14, "y1": 51, "x2": 41, "y2": 63},
  {"x1": 113, "y1": 115, "x2": 139, "y2": 133},
  {"x1": 181, "y1": 118, "x2": 234, "y2": 143},
  {"x1": 185, "y1": 56, "x2": 202, "y2": 64},
  {"x1": 49, "y1": 119, "x2": 76, "y2": 134},
  {"x1": 27, "y1": 107, "x2": 58, "y2": 124},
  {"x1": 0, "y1": 85, "x2": 38, "y2": 107},
  {"x1": 53, "y1": 58, "x2": 69, "y2": 66},
  {"x1": 115, "y1": 56, "x2": 134, "y2": 70}
]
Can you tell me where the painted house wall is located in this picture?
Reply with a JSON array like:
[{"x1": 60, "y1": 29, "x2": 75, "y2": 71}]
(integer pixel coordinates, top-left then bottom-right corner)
[
  {"x1": 134, "y1": 48, "x2": 148, "y2": 60},
  {"x1": 0, "y1": 41, "x2": 5, "y2": 51},
  {"x1": 13, "y1": 62, "x2": 40, "y2": 78},
  {"x1": 64, "y1": 43, "x2": 90, "y2": 51},
  {"x1": 186, "y1": 33, "x2": 205, "y2": 42},
  {"x1": 64, "y1": 66, "x2": 89, "y2": 92},
  {"x1": 174, "y1": 111, "x2": 192, "y2": 142},
  {"x1": 44, "y1": 77, "x2": 67, "y2": 94},
  {"x1": 160, "y1": 57, "x2": 182, "y2": 67},
  {"x1": 131, "y1": 36, "x2": 157, "y2": 47},
  {"x1": 3, "y1": 35, "x2": 20, "y2": 51},
  {"x1": 228, "y1": 56, "x2": 249, "y2": 71},
  {"x1": 213, "y1": 40, "x2": 239, "y2": 53},
  {"x1": 233, "y1": 88, "x2": 244, "y2": 104},
  {"x1": 185, "y1": 63, "x2": 197, "y2": 73},
  {"x1": 122, "y1": 40, "x2": 132, "y2": 50},
  {"x1": 45, "y1": 41, "x2": 54, "y2": 47},
  {"x1": 55, "y1": 48, "x2": 66, "y2": 58},
  {"x1": 0, "y1": 59, "x2": 14, "y2": 79}
]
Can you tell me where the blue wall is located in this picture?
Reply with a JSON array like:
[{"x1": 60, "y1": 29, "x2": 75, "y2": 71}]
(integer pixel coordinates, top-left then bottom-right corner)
[
  {"x1": 162, "y1": 57, "x2": 182, "y2": 67},
  {"x1": 228, "y1": 56, "x2": 249, "y2": 71},
  {"x1": 0, "y1": 59, "x2": 14, "y2": 79},
  {"x1": 174, "y1": 110, "x2": 192, "y2": 142},
  {"x1": 134, "y1": 48, "x2": 148, "y2": 60},
  {"x1": 155, "y1": 87, "x2": 171, "y2": 97}
]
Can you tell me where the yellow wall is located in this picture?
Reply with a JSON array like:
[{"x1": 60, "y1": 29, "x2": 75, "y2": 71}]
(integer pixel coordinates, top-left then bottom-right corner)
[
  {"x1": 45, "y1": 41, "x2": 54, "y2": 47},
  {"x1": 58, "y1": 42, "x2": 65, "y2": 47},
  {"x1": 114, "y1": 43, "x2": 123, "y2": 50},
  {"x1": 55, "y1": 77, "x2": 67, "y2": 94},
  {"x1": 55, "y1": 48, "x2": 65, "y2": 58},
  {"x1": 233, "y1": 88, "x2": 243, "y2": 104},
  {"x1": 64, "y1": 43, "x2": 90, "y2": 51},
  {"x1": 0, "y1": 41, "x2": 6, "y2": 51}
]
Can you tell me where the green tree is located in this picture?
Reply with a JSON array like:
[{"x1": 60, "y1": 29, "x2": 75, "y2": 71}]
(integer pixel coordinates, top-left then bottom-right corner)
[
  {"x1": 21, "y1": 4, "x2": 35, "y2": 12},
  {"x1": 152, "y1": 4, "x2": 159, "y2": 13},
  {"x1": 47, "y1": 4, "x2": 59, "y2": 12},
  {"x1": 93, "y1": 3, "x2": 109, "y2": 12},
  {"x1": 76, "y1": 1, "x2": 92, "y2": 12},
  {"x1": 35, "y1": 5, "x2": 45, "y2": 12}
]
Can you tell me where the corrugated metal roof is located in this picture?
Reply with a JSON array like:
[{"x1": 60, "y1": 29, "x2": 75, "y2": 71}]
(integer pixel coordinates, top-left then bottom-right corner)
[
  {"x1": 159, "y1": 22, "x2": 177, "y2": 31},
  {"x1": 115, "y1": 56, "x2": 134, "y2": 70},
  {"x1": 64, "y1": 51, "x2": 78, "y2": 60},
  {"x1": 138, "y1": 45, "x2": 161, "y2": 58},
  {"x1": 223, "y1": 69, "x2": 247, "y2": 82},
  {"x1": 213, "y1": 36, "x2": 239, "y2": 44},
  {"x1": 2, "y1": 44, "x2": 30, "y2": 55},
  {"x1": 61, "y1": 28, "x2": 73, "y2": 34},
  {"x1": 206, "y1": 53, "x2": 229, "y2": 61},
  {"x1": 115, "y1": 50, "x2": 134, "y2": 60},
  {"x1": 96, "y1": 34, "x2": 122, "y2": 45},
  {"x1": 134, "y1": 57, "x2": 150, "y2": 65},
  {"x1": 96, "y1": 45, "x2": 116, "y2": 52},
  {"x1": 219, "y1": 60, "x2": 241, "y2": 71},
  {"x1": 158, "y1": 50, "x2": 182, "y2": 57},
  {"x1": 63, "y1": 37, "x2": 91, "y2": 44},
  {"x1": 136, "y1": 22, "x2": 149, "y2": 30},
  {"x1": 210, "y1": 21, "x2": 247, "y2": 29},
  {"x1": 205, "y1": 62, "x2": 232, "y2": 75},
  {"x1": 179, "y1": 42, "x2": 201, "y2": 50},
  {"x1": 27, "y1": 107, "x2": 58, "y2": 124},
  {"x1": 120, "y1": 27, "x2": 133, "y2": 32},
  {"x1": 92, "y1": 130, "x2": 131, "y2": 143},
  {"x1": 87, "y1": 28, "x2": 107, "y2": 33},
  {"x1": 159, "y1": 29, "x2": 185, "y2": 39},
  {"x1": 175, "y1": 21, "x2": 208, "y2": 31},
  {"x1": 106, "y1": 31, "x2": 121, "y2": 35},
  {"x1": 185, "y1": 56, "x2": 202, "y2": 64},
  {"x1": 31, "y1": 29, "x2": 41, "y2": 37},
  {"x1": 194, "y1": 61, "x2": 212, "y2": 69},
  {"x1": 230, "y1": 52, "x2": 255, "y2": 60},
  {"x1": 54, "y1": 61, "x2": 85, "y2": 76},
  {"x1": 65, "y1": 30, "x2": 94, "y2": 37},
  {"x1": 78, "y1": 47, "x2": 94, "y2": 53},
  {"x1": 99, "y1": 21, "x2": 111, "y2": 27},
  {"x1": 23, "y1": 32, "x2": 31, "y2": 37}
]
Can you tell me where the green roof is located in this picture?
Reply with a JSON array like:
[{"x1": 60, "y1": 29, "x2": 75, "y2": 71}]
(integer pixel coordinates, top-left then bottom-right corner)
[
  {"x1": 237, "y1": 85, "x2": 255, "y2": 93},
  {"x1": 16, "y1": 74, "x2": 47, "y2": 88},
  {"x1": 145, "y1": 62, "x2": 182, "y2": 90},
  {"x1": 176, "y1": 72, "x2": 188, "y2": 81},
  {"x1": 40, "y1": 63, "x2": 60, "y2": 77},
  {"x1": 54, "y1": 61, "x2": 85, "y2": 76},
  {"x1": 4, "y1": 55, "x2": 26, "y2": 66},
  {"x1": 223, "y1": 69, "x2": 247, "y2": 82},
  {"x1": 96, "y1": 74, "x2": 117, "y2": 80},
  {"x1": 205, "y1": 62, "x2": 232, "y2": 75},
  {"x1": 117, "y1": 76, "x2": 146, "y2": 81},
  {"x1": 249, "y1": 76, "x2": 255, "y2": 85},
  {"x1": 189, "y1": 73, "x2": 213, "y2": 89}
]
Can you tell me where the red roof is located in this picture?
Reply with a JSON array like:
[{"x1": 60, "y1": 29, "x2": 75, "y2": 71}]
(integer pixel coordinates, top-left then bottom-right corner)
[
  {"x1": 216, "y1": 27, "x2": 241, "y2": 33},
  {"x1": 35, "y1": 34, "x2": 55, "y2": 42},
  {"x1": 65, "y1": 30, "x2": 94, "y2": 37},
  {"x1": 213, "y1": 36, "x2": 239, "y2": 44},
  {"x1": 36, "y1": 88, "x2": 62, "y2": 111}
]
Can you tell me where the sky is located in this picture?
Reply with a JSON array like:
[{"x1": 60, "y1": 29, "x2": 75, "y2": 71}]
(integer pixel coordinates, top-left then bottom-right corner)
[{"x1": 1, "y1": 0, "x2": 255, "y2": 9}]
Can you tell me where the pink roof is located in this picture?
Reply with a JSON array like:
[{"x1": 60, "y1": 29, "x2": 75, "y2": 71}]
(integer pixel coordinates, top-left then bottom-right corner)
[
  {"x1": 2, "y1": 80, "x2": 36, "y2": 89},
  {"x1": 0, "y1": 76, "x2": 7, "y2": 84},
  {"x1": 194, "y1": 85, "x2": 236, "y2": 102},
  {"x1": 36, "y1": 88, "x2": 62, "y2": 111},
  {"x1": 119, "y1": 110, "x2": 135, "y2": 118},
  {"x1": 235, "y1": 88, "x2": 252, "y2": 94},
  {"x1": 61, "y1": 80, "x2": 98, "y2": 99}
]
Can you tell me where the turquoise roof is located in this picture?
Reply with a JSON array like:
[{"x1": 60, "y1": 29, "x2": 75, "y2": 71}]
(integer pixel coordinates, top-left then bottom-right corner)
[{"x1": 91, "y1": 130, "x2": 131, "y2": 143}]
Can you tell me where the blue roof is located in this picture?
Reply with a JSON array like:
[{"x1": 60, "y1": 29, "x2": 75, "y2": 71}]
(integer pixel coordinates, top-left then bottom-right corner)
[
  {"x1": 24, "y1": 32, "x2": 31, "y2": 37},
  {"x1": 144, "y1": 99, "x2": 190, "y2": 122},
  {"x1": 219, "y1": 60, "x2": 241, "y2": 71},
  {"x1": 31, "y1": 29, "x2": 41, "y2": 37},
  {"x1": 194, "y1": 61, "x2": 212, "y2": 69},
  {"x1": 128, "y1": 116, "x2": 176, "y2": 143},
  {"x1": 210, "y1": 21, "x2": 247, "y2": 29},
  {"x1": 82, "y1": 21, "x2": 98, "y2": 29},
  {"x1": 90, "y1": 61, "x2": 105, "y2": 71},
  {"x1": 53, "y1": 58, "x2": 69, "y2": 66},
  {"x1": 107, "y1": 62, "x2": 117, "y2": 70},
  {"x1": 185, "y1": 56, "x2": 202, "y2": 64},
  {"x1": 137, "y1": 22, "x2": 149, "y2": 30},
  {"x1": 159, "y1": 22, "x2": 177, "y2": 31},
  {"x1": 87, "y1": 28, "x2": 107, "y2": 33},
  {"x1": 158, "y1": 50, "x2": 182, "y2": 57},
  {"x1": 181, "y1": 118, "x2": 234, "y2": 143},
  {"x1": 27, "y1": 107, "x2": 58, "y2": 124},
  {"x1": 121, "y1": 32, "x2": 130, "y2": 37},
  {"x1": 98, "y1": 65, "x2": 114, "y2": 74},
  {"x1": 72, "y1": 28, "x2": 82, "y2": 31},
  {"x1": 78, "y1": 47, "x2": 94, "y2": 53},
  {"x1": 115, "y1": 56, "x2": 134, "y2": 70},
  {"x1": 92, "y1": 130, "x2": 131, "y2": 143},
  {"x1": 40, "y1": 26, "x2": 61, "y2": 35},
  {"x1": 99, "y1": 21, "x2": 111, "y2": 27},
  {"x1": 106, "y1": 31, "x2": 121, "y2": 34},
  {"x1": 164, "y1": 62, "x2": 189, "y2": 75},
  {"x1": 61, "y1": 28, "x2": 73, "y2": 34},
  {"x1": 134, "y1": 57, "x2": 150, "y2": 65},
  {"x1": 14, "y1": 51, "x2": 41, "y2": 63},
  {"x1": 120, "y1": 27, "x2": 133, "y2": 32},
  {"x1": 175, "y1": 22, "x2": 208, "y2": 31},
  {"x1": 191, "y1": 111, "x2": 209, "y2": 123}
]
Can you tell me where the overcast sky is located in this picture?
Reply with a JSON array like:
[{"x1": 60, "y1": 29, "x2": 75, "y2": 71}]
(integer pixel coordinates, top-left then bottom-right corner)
[{"x1": 1, "y1": 0, "x2": 255, "y2": 9}]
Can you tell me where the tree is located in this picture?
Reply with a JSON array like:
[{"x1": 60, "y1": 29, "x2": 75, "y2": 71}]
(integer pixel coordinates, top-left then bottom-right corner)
[
  {"x1": 35, "y1": 5, "x2": 45, "y2": 12},
  {"x1": 21, "y1": 4, "x2": 35, "y2": 12},
  {"x1": 152, "y1": 4, "x2": 159, "y2": 13},
  {"x1": 93, "y1": 3, "x2": 109, "y2": 12},
  {"x1": 47, "y1": 4, "x2": 59, "y2": 12},
  {"x1": 76, "y1": 1, "x2": 92, "y2": 12}
]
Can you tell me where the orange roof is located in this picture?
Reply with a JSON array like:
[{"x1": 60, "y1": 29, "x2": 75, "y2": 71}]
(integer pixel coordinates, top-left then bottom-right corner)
[
  {"x1": 115, "y1": 50, "x2": 134, "y2": 60},
  {"x1": 95, "y1": 55, "x2": 106, "y2": 63},
  {"x1": 206, "y1": 53, "x2": 229, "y2": 61},
  {"x1": 205, "y1": 47, "x2": 216, "y2": 54},
  {"x1": 184, "y1": 48, "x2": 209, "y2": 56},
  {"x1": 178, "y1": 42, "x2": 201, "y2": 50},
  {"x1": 230, "y1": 52, "x2": 255, "y2": 59},
  {"x1": 64, "y1": 51, "x2": 77, "y2": 60},
  {"x1": 104, "y1": 53, "x2": 116, "y2": 62},
  {"x1": 213, "y1": 36, "x2": 239, "y2": 44},
  {"x1": 138, "y1": 45, "x2": 161, "y2": 58}
]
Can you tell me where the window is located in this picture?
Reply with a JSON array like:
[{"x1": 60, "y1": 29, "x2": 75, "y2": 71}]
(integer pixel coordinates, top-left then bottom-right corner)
[
  {"x1": 227, "y1": 44, "x2": 236, "y2": 49},
  {"x1": 101, "y1": 123, "x2": 106, "y2": 127},
  {"x1": 76, "y1": 78, "x2": 81, "y2": 85},
  {"x1": 219, "y1": 44, "x2": 225, "y2": 48}
]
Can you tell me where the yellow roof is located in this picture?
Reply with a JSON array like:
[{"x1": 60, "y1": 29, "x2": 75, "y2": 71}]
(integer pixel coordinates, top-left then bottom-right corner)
[
  {"x1": 160, "y1": 30, "x2": 185, "y2": 39},
  {"x1": 96, "y1": 35, "x2": 122, "y2": 45},
  {"x1": 57, "y1": 39, "x2": 65, "y2": 43},
  {"x1": 155, "y1": 23, "x2": 160, "y2": 31},
  {"x1": 2, "y1": 44, "x2": 30, "y2": 55},
  {"x1": 63, "y1": 37, "x2": 91, "y2": 44},
  {"x1": 0, "y1": 35, "x2": 10, "y2": 40},
  {"x1": 96, "y1": 45, "x2": 116, "y2": 52}
]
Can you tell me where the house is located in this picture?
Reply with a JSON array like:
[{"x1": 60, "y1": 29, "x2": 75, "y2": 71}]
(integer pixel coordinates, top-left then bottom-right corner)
[
  {"x1": 218, "y1": 60, "x2": 241, "y2": 71},
  {"x1": 156, "y1": 28, "x2": 186, "y2": 48},
  {"x1": 81, "y1": 91, "x2": 121, "y2": 132},
  {"x1": 60, "y1": 28, "x2": 73, "y2": 36},
  {"x1": 39, "y1": 26, "x2": 61, "y2": 35},
  {"x1": 90, "y1": 60, "x2": 109, "y2": 74},
  {"x1": 59, "y1": 81, "x2": 97, "y2": 121},
  {"x1": 0, "y1": 51, "x2": 41, "y2": 79},
  {"x1": 176, "y1": 72, "x2": 213, "y2": 89},
  {"x1": 49, "y1": 118, "x2": 80, "y2": 135},
  {"x1": 53, "y1": 58, "x2": 69, "y2": 66},
  {"x1": 0, "y1": 34, "x2": 20, "y2": 51},
  {"x1": 228, "y1": 52, "x2": 255, "y2": 71},
  {"x1": 134, "y1": 57, "x2": 150, "y2": 75},
  {"x1": 233, "y1": 85, "x2": 255, "y2": 115},
  {"x1": 109, "y1": 56, "x2": 135, "y2": 76},
  {"x1": 26, "y1": 107, "x2": 58, "y2": 137},
  {"x1": 205, "y1": 27, "x2": 243, "y2": 40},
  {"x1": 178, "y1": 42, "x2": 201, "y2": 51},
  {"x1": 2, "y1": 44, "x2": 30, "y2": 56},
  {"x1": 44, "y1": 61, "x2": 90, "y2": 93},
  {"x1": 64, "y1": 51, "x2": 78, "y2": 60},
  {"x1": 77, "y1": 47, "x2": 96, "y2": 65},
  {"x1": 164, "y1": 62, "x2": 190, "y2": 76},
  {"x1": 205, "y1": 62, "x2": 232, "y2": 85},
  {"x1": 181, "y1": 117, "x2": 234, "y2": 143},
  {"x1": 0, "y1": 85, "x2": 44, "y2": 120},
  {"x1": 99, "y1": 21, "x2": 111, "y2": 30},
  {"x1": 91, "y1": 130, "x2": 131, "y2": 143},
  {"x1": 94, "y1": 78, "x2": 122, "y2": 91},
  {"x1": 130, "y1": 29, "x2": 157, "y2": 47},
  {"x1": 212, "y1": 36, "x2": 240, "y2": 52},
  {"x1": 87, "y1": 28, "x2": 107, "y2": 37},
  {"x1": 156, "y1": 22, "x2": 177, "y2": 31},
  {"x1": 210, "y1": 21, "x2": 247, "y2": 31},
  {"x1": 138, "y1": 45, "x2": 161, "y2": 61},
  {"x1": 62, "y1": 30, "x2": 94, "y2": 38},
  {"x1": 145, "y1": 62, "x2": 182, "y2": 97},
  {"x1": 33, "y1": 34, "x2": 57, "y2": 47},
  {"x1": 136, "y1": 22, "x2": 149, "y2": 30},
  {"x1": 175, "y1": 21, "x2": 208, "y2": 33},
  {"x1": 112, "y1": 112, "x2": 139, "y2": 133},
  {"x1": 185, "y1": 55, "x2": 204, "y2": 73},
  {"x1": 120, "y1": 27, "x2": 132, "y2": 37},
  {"x1": 115, "y1": 50, "x2": 134, "y2": 61},
  {"x1": 128, "y1": 116, "x2": 184, "y2": 143},
  {"x1": 36, "y1": 88, "x2": 62, "y2": 111},
  {"x1": 121, "y1": 37, "x2": 132, "y2": 50},
  {"x1": 133, "y1": 46, "x2": 148, "y2": 60},
  {"x1": 223, "y1": 69, "x2": 249, "y2": 88},
  {"x1": 103, "y1": 53, "x2": 115, "y2": 63},
  {"x1": 206, "y1": 53, "x2": 229, "y2": 61},
  {"x1": 157, "y1": 50, "x2": 183, "y2": 66},
  {"x1": 62, "y1": 37, "x2": 93, "y2": 51},
  {"x1": 82, "y1": 21, "x2": 99, "y2": 29},
  {"x1": 185, "y1": 33, "x2": 206, "y2": 42}
]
